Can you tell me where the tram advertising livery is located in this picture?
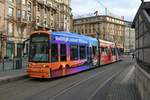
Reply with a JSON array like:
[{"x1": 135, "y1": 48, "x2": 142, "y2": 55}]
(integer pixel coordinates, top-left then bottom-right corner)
[{"x1": 27, "y1": 31, "x2": 122, "y2": 78}]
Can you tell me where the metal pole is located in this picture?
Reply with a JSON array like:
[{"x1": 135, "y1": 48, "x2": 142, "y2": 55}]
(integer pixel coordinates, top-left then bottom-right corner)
[
  {"x1": 1, "y1": 38, "x2": 4, "y2": 72},
  {"x1": 97, "y1": 32, "x2": 101, "y2": 67},
  {"x1": 2, "y1": 50, "x2": 4, "y2": 72}
]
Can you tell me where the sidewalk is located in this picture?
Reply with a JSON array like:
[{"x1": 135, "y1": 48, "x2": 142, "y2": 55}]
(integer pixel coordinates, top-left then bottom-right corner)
[
  {"x1": 105, "y1": 65, "x2": 140, "y2": 100},
  {"x1": 0, "y1": 69, "x2": 28, "y2": 85}
]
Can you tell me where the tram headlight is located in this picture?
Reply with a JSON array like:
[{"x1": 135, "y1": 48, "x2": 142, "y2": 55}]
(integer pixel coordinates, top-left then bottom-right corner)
[
  {"x1": 28, "y1": 64, "x2": 31, "y2": 68},
  {"x1": 43, "y1": 65, "x2": 49, "y2": 68}
]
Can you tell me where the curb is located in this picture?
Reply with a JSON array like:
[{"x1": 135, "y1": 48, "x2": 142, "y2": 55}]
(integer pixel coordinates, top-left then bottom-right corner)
[{"x1": 0, "y1": 74, "x2": 28, "y2": 85}]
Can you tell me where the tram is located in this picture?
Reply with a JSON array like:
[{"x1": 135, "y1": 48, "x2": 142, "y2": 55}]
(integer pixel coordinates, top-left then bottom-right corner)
[{"x1": 27, "y1": 31, "x2": 122, "y2": 78}]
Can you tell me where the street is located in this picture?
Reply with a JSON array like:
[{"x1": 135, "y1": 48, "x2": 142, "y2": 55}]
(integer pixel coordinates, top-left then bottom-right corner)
[{"x1": 0, "y1": 57, "x2": 140, "y2": 100}]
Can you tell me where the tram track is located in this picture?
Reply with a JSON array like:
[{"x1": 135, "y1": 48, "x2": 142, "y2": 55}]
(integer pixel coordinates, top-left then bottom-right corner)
[
  {"x1": 26, "y1": 62, "x2": 118, "y2": 100},
  {"x1": 48, "y1": 62, "x2": 129, "y2": 100},
  {"x1": 0, "y1": 60, "x2": 133, "y2": 100}
]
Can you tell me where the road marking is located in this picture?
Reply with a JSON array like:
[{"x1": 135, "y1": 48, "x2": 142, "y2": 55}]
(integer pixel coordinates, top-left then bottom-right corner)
[
  {"x1": 49, "y1": 67, "x2": 111, "y2": 100},
  {"x1": 121, "y1": 66, "x2": 135, "y2": 83},
  {"x1": 88, "y1": 67, "x2": 125, "y2": 100}
]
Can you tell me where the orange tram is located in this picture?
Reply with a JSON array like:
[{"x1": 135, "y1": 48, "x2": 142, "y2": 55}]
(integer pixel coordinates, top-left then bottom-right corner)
[{"x1": 27, "y1": 31, "x2": 123, "y2": 78}]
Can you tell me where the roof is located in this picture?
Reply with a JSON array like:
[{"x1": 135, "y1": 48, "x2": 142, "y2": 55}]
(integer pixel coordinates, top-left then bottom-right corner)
[
  {"x1": 51, "y1": 31, "x2": 98, "y2": 46},
  {"x1": 132, "y1": 2, "x2": 150, "y2": 28}
]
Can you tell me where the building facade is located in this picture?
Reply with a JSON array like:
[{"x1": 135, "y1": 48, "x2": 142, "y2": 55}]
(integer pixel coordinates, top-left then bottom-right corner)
[
  {"x1": 124, "y1": 21, "x2": 135, "y2": 53},
  {"x1": 0, "y1": 0, "x2": 34, "y2": 59},
  {"x1": 55, "y1": 0, "x2": 71, "y2": 31},
  {"x1": 132, "y1": 2, "x2": 150, "y2": 100},
  {"x1": 0, "y1": 0, "x2": 5, "y2": 60},
  {"x1": 73, "y1": 15, "x2": 125, "y2": 48},
  {"x1": 0, "y1": 0, "x2": 71, "y2": 59},
  {"x1": 33, "y1": 0, "x2": 71, "y2": 31}
]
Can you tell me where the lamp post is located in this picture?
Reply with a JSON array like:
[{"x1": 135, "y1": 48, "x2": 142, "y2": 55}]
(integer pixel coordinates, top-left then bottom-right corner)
[{"x1": 94, "y1": 11, "x2": 101, "y2": 67}]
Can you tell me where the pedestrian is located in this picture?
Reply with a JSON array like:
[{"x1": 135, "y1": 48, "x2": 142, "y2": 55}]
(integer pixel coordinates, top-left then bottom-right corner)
[{"x1": 132, "y1": 53, "x2": 134, "y2": 60}]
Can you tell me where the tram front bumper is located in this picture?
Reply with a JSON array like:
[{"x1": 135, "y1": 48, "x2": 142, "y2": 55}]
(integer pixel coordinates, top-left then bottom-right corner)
[{"x1": 27, "y1": 68, "x2": 51, "y2": 78}]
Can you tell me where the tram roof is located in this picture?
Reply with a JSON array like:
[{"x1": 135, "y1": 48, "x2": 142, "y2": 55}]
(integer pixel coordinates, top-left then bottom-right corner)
[
  {"x1": 32, "y1": 31, "x2": 116, "y2": 46},
  {"x1": 51, "y1": 31, "x2": 98, "y2": 42}
]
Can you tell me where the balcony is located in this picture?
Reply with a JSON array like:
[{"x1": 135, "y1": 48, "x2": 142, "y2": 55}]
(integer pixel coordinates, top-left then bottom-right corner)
[
  {"x1": 36, "y1": 0, "x2": 45, "y2": 5},
  {"x1": 0, "y1": 0, "x2": 4, "y2": 3},
  {"x1": 6, "y1": 16, "x2": 16, "y2": 22}
]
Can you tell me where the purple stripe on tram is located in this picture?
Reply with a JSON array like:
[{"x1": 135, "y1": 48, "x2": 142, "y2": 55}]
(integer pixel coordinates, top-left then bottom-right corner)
[{"x1": 51, "y1": 64, "x2": 92, "y2": 78}]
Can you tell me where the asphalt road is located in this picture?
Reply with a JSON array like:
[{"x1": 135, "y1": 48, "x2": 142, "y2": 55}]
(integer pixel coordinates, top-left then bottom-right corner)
[{"x1": 0, "y1": 57, "x2": 140, "y2": 100}]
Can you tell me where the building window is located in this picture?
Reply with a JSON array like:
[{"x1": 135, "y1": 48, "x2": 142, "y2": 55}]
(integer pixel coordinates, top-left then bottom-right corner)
[
  {"x1": 8, "y1": 7, "x2": 13, "y2": 16},
  {"x1": 17, "y1": 0, "x2": 21, "y2": 4},
  {"x1": 7, "y1": 43, "x2": 14, "y2": 59},
  {"x1": 45, "y1": 8, "x2": 47, "y2": 13},
  {"x1": 17, "y1": 9, "x2": 21, "y2": 18},
  {"x1": 8, "y1": 23, "x2": 14, "y2": 36},
  {"x1": 37, "y1": 16, "x2": 40, "y2": 23},
  {"x1": 44, "y1": 18, "x2": 47, "y2": 26},
  {"x1": 51, "y1": 12, "x2": 54, "y2": 16},
  {"x1": 28, "y1": 2, "x2": 31, "y2": 12},
  {"x1": 38, "y1": 5, "x2": 40, "y2": 11},
  {"x1": 22, "y1": 10, "x2": 26, "y2": 19},
  {"x1": 9, "y1": 0, "x2": 14, "y2": 2},
  {"x1": 22, "y1": 0, "x2": 26, "y2": 5},
  {"x1": 27, "y1": 13, "x2": 31, "y2": 21}
]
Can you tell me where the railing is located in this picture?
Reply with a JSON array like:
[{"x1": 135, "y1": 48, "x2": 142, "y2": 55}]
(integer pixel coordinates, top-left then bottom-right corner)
[{"x1": 0, "y1": 56, "x2": 28, "y2": 72}]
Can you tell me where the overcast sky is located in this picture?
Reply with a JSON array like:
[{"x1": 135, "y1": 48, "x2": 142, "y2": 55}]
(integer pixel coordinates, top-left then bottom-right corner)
[{"x1": 71, "y1": 0, "x2": 148, "y2": 21}]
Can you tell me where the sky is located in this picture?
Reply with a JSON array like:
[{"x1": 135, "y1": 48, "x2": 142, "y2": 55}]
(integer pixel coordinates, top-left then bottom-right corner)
[{"x1": 70, "y1": 0, "x2": 148, "y2": 21}]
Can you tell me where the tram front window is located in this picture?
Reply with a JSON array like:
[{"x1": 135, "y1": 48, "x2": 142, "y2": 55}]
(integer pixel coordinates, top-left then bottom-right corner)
[{"x1": 29, "y1": 34, "x2": 49, "y2": 62}]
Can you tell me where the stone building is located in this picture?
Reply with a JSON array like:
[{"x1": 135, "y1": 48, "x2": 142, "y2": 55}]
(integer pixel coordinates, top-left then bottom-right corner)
[
  {"x1": 33, "y1": 0, "x2": 57, "y2": 30},
  {"x1": 55, "y1": 0, "x2": 71, "y2": 31},
  {"x1": 0, "y1": 0, "x2": 72, "y2": 59},
  {"x1": 124, "y1": 21, "x2": 135, "y2": 53},
  {"x1": 73, "y1": 15, "x2": 125, "y2": 47},
  {"x1": 0, "y1": 0, "x2": 33, "y2": 59},
  {"x1": 132, "y1": 2, "x2": 150, "y2": 100},
  {"x1": 0, "y1": 0, "x2": 5, "y2": 59},
  {"x1": 33, "y1": 0, "x2": 71, "y2": 31}
]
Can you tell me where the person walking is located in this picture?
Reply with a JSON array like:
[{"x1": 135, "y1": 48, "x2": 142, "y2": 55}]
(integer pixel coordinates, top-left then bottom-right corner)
[{"x1": 132, "y1": 53, "x2": 135, "y2": 60}]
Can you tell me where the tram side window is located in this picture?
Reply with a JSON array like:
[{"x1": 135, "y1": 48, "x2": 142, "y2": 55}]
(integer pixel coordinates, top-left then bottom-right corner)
[
  {"x1": 60, "y1": 44, "x2": 67, "y2": 61},
  {"x1": 70, "y1": 45, "x2": 78, "y2": 60},
  {"x1": 101, "y1": 47, "x2": 106, "y2": 55},
  {"x1": 51, "y1": 43, "x2": 58, "y2": 62},
  {"x1": 80, "y1": 46, "x2": 86, "y2": 59},
  {"x1": 107, "y1": 48, "x2": 110, "y2": 55},
  {"x1": 112, "y1": 48, "x2": 116, "y2": 55},
  {"x1": 90, "y1": 47, "x2": 92, "y2": 58}
]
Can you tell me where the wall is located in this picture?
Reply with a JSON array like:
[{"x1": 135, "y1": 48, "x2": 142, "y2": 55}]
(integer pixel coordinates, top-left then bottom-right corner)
[{"x1": 135, "y1": 64, "x2": 150, "y2": 100}]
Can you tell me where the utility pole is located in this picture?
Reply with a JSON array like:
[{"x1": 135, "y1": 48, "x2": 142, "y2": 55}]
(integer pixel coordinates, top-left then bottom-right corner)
[
  {"x1": 96, "y1": 31, "x2": 101, "y2": 67},
  {"x1": 94, "y1": 11, "x2": 101, "y2": 67}
]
